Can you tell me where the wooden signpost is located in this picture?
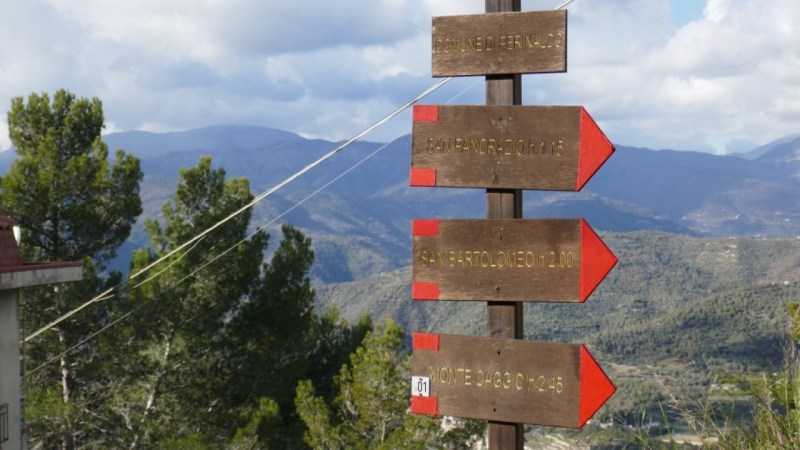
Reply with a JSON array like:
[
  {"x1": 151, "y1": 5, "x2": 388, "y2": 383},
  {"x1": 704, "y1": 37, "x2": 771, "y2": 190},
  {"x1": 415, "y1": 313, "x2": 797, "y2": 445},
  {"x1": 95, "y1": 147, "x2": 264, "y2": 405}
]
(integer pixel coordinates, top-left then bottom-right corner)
[
  {"x1": 410, "y1": 333, "x2": 615, "y2": 429},
  {"x1": 412, "y1": 219, "x2": 616, "y2": 302},
  {"x1": 432, "y1": 10, "x2": 567, "y2": 76},
  {"x1": 409, "y1": 1, "x2": 618, "y2": 446},
  {"x1": 411, "y1": 105, "x2": 614, "y2": 190}
]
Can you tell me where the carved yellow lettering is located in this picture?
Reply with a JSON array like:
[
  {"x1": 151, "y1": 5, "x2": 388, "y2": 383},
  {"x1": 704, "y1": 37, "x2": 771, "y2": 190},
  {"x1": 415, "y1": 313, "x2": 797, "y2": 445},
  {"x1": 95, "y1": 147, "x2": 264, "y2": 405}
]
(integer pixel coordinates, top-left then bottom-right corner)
[
  {"x1": 493, "y1": 371, "x2": 502, "y2": 388},
  {"x1": 480, "y1": 251, "x2": 490, "y2": 267},
  {"x1": 516, "y1": 373, "x2": 524, "y2": 390},
  {"x1": 514, "y1": 35, "x2": 522, "y2": 49},
  {"x1": 504, "y1": 139, "x2": 513, "y2": 155},
  {"x1": 498, "y1": 35, "x2": 506, "y2": 49},
  {"x1": 465, "y1": 369, "x2": 472, "y2": 386},
  {"x1": 465, "y1": 251, "x2": 473, "y2": 267},
  {"x1": 476, "y1": 370, "x2": 485, "y2": 386},
  {"x1": 457, "y1": 251, "x2": 464, "y2": 267},
  {"x1": 475, "y1": 36, "x2": 483, "y2": 51},
  {"x1": 516, "y1": 251, "x2": 524, "y2": 268},
  {"x1": 503, "y1": 372, "x2": 512, "y2": 389},
  {"x1": 420, "y1": 250, "x2": 428, "y2": 267},
  {"x1": 429, "y1": 366, "x2": 438, "y2": 381},
  {"x1": 448, "y1": 250, "x2": 456, "y2": 268}
]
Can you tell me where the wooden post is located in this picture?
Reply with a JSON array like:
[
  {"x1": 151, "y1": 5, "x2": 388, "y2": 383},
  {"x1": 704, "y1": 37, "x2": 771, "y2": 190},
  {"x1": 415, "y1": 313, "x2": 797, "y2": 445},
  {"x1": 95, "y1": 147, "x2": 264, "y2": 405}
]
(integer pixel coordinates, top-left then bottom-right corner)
[{"x1": 485, "y1": 0, "x2": 523, "y2": 448}]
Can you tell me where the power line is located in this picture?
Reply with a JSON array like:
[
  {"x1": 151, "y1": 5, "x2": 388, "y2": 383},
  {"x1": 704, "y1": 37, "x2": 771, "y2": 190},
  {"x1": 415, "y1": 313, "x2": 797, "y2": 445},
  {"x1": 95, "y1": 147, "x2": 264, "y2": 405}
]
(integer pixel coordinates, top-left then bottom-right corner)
[
  {"x1": 24, "y1": 76, "x2": 452, "y2": 344},
  {"x1": 23, "y1": 0, "x2": 575, "y2": 351},
  {"x1": 171, "y1": 79, "x2": 483, "y2": 290},
  {"x1": 20, "y1": 76, "x2": 484, "y2": 375}
]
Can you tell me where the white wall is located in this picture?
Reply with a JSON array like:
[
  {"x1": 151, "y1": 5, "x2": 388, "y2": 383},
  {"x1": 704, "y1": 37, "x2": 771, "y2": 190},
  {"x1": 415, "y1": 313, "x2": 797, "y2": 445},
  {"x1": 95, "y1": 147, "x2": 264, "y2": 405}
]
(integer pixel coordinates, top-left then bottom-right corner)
[{"x1": 0, "y1": 289, "x2": 20, "y2": 450}]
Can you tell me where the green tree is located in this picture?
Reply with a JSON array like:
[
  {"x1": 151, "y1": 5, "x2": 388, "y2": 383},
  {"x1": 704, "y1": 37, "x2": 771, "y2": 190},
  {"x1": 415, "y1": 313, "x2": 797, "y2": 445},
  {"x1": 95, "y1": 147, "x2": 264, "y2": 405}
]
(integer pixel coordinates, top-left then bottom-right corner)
[
  {"x1": 1, "y1": 89, "x2": 142, "y2": 448},
  {"x1": 295, "y1": 319, "x2": 485, "y2": 449},
  {"x1": 119, "y1": 156, "x2": 269, "y2": 447},
  {"x1": 220, "y1": 227, "x2": 372, "y2": 448},
  {"x1": 789, "y1": 302, "x2": 800, "y2": 341}
]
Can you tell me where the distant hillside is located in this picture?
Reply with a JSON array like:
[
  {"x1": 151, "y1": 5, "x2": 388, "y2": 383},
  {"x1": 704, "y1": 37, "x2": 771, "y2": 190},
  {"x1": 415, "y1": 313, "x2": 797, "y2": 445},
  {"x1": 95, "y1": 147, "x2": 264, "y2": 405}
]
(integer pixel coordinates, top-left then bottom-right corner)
[
  {"x1": 317, "y1": 231, "x2": 800, "y2": 369},
  {"x1": 5, "y1": 125, "x2": 800, "y2": 282}
]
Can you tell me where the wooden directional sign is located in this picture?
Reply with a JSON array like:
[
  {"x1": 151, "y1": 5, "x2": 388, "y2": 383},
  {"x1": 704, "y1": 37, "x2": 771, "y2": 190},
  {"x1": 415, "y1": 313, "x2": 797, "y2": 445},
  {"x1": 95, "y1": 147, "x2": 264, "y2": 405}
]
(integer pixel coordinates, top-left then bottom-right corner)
[
  {"x1": 410, "y1": 105, "x2": 614, "y2": 191},
  {"x1": 432, "y1": 10, "x2": 567, "y2": 76},
  {"x1": 410, "y1": 333, "x2": 615, "y2": 428},
  {"x1": 412, "y1": 219, "x2": 616, "y2": 302}
]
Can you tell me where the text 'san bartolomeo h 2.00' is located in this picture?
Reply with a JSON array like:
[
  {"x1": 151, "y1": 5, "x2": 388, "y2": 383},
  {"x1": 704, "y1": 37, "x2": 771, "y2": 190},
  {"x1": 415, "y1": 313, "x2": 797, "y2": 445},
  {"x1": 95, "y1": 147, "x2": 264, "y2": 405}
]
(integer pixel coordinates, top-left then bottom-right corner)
[{"x1": 412, "y1": 219, "x2": 617, "y2": 303}]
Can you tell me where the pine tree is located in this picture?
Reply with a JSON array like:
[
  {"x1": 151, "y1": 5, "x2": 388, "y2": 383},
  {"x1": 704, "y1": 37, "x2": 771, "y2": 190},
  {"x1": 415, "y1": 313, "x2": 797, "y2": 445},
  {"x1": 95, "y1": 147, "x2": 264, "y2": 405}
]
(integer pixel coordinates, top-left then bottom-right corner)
[
  {"x1": 119, "y1": 156, "x2": 268, "y2": 447},
  {"x1": 1, "y1": 89, "x2": 143, "y2": 448},
  {"x1": 295, "y1": 319, "x2": 485, "y2": 449}
]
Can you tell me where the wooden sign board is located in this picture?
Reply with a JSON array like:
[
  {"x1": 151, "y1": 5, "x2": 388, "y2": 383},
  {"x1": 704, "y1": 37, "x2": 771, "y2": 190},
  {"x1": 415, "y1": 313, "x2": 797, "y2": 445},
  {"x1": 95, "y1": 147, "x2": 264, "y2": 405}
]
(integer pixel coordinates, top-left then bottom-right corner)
[
  {"x1": 410, "y1": 105, "x2": 614, "y2": 191},
  {"x1": 432, "y1": 10, "x2": 567, "y2": 77},
  {"x1": 410, "y1": 333, "x2": 615, "y2": 428},
  {"x1": 412, "y1": 219, "x2": 616, "y2": 302}
]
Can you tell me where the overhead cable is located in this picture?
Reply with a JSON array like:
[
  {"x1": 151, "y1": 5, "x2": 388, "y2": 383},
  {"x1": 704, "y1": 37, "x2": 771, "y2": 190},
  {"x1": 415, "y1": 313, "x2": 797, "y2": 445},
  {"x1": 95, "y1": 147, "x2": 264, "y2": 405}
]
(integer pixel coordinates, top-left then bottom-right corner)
[{"x1": 24, "y1": 77, "x2": 452, "y2": 343}]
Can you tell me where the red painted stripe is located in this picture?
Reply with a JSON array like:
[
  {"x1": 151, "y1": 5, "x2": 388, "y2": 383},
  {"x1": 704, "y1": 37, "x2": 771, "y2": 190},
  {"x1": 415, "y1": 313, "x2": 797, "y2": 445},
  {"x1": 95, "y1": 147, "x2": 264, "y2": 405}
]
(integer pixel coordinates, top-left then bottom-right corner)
[
  {"x1": 410, "y1": 168, "x2": 436, "y2": 186},
  {"x1": 412, "y1": 219, "x2": 440, "y2": 237},
  {"x1": 578, "y1": 219, "x2": 618, "y2": 302},
  {"x1": 413, "y1": 105, "x2": 439, "y2": 122},
  {"x1": 577, "y1": 107, "x2": 615, "y2": 191},
  {"x1": 412, "y1": 282, "x2": 440, "y2": 301},
  {"x1": 412, "y1": 332, "x2": 440, "y2": 351},
  {"x1": 579, "y1": 345, "x2": 616, "y2": 428},
  {"x1": 411, "y1": 396, "x2": 439, "y2": 416}
]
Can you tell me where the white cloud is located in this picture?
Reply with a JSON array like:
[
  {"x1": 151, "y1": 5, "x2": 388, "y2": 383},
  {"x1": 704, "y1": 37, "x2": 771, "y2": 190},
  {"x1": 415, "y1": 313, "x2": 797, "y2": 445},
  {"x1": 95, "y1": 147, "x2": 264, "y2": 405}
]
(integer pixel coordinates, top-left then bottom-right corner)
[
  {"x1": 520, "y1": 0, "x2": 800, "y2": 153},
  {"x1": 0, "y1": 0, "x2": 799, "y2": 154},
  {"x1": 0, "y1": 117, "x2": 8, "y2": 151}
]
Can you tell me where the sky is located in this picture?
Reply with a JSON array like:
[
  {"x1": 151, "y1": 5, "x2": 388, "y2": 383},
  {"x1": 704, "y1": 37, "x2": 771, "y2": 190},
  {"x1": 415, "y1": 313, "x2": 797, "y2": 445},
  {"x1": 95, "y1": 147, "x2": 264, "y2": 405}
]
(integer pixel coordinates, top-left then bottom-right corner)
[{"x1": 0, "y1": 0, "x2": 798, "y2": 155}]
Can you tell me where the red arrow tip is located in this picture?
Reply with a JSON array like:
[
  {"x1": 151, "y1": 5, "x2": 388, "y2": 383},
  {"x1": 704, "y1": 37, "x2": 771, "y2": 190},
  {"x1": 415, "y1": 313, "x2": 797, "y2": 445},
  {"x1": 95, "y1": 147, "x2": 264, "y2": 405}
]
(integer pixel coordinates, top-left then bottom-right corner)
[
  {"x1": 579, "y1": 220, "x2": 617, "y2": 302},
  {"x1": 577, "y1": 108, "x2": 614, "y2": 191},
  {"x1": 579, "y1": 346, "x2": 615, "y2": 428}
]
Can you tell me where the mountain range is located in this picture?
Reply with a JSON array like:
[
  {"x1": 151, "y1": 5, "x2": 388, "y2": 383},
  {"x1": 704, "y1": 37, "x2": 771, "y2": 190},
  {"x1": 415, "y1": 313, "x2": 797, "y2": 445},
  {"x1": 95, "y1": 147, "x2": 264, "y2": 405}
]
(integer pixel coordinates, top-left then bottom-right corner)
[{"x1": 2, "y1": 125, "x2": 800, "y2": 282}]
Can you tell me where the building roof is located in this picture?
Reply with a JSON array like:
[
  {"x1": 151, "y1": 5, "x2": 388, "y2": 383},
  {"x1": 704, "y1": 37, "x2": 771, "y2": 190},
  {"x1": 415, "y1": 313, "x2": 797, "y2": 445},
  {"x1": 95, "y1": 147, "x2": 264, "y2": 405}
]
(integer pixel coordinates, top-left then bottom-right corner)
[{"x1": 0, "y1": 216, "x2": 83, "y2": 289}]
